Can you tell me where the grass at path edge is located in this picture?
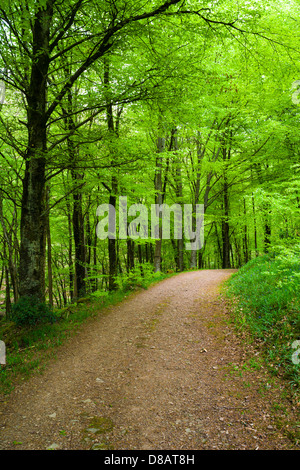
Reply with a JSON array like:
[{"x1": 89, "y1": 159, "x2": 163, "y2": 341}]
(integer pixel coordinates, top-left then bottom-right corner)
[{"x1": 222, "y1": 251, "x2": 300, "y2": 404}]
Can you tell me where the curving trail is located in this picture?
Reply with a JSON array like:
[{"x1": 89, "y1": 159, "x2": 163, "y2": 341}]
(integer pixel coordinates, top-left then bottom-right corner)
[{"x1": 0, "y1": 270, "x2": 298, "y2": 450}]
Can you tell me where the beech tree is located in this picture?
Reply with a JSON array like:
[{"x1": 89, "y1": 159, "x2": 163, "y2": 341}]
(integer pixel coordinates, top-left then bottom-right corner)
[
  {"x1": 0, "y1": 0, "x2": 299, "y2": 310},
  {"x1": 0, "y1": 0, "x2": 193, "y2": 301}
]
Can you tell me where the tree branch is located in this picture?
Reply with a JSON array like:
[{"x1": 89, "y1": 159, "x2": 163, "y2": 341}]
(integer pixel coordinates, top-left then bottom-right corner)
[{"x1": 45, "y1": 0, "x2": 183, "y2": 121}]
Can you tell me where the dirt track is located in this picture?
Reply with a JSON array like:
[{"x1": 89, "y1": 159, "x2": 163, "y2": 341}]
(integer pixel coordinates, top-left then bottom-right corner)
[{"x1": 0, "y1": 270, "x2": 299, "y2": 450}]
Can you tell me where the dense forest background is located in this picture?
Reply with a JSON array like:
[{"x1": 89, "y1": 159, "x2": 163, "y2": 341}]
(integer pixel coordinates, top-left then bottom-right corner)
[{"x1": 0, "y1": 0, "x2": 300, "y2": 314}]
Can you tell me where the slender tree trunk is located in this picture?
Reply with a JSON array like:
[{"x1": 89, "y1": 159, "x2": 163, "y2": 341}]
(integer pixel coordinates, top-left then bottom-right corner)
[
  {"x1": 137, "y1": 244, "x2": 144, "y2": 276},
  {"x1": 171, "y1": 238, "x2": 179, "y2": 271},
  {"x1": 5, "y1": 266, "x2": 11, "y2": 318},
  {"x1": 127, "y1": 238, "x2": 135, "y2": 272},
  {"x1": 252, "y1": 194, "x2": 258, "y2": 257},
  {"x1": 222, "y1": 180, "x2": 231, "y2": 269},
  {"x1": 264, "y1": 222, "x2": 271, "y2": 253},
  {"x1": 221, "y1": 142, "x2": 231, "y2": 269},
  {"x1": 172, "y1": 130, "x2": 184, "y2": 272},
  {"x1": 233, "y1": 234, "x2": 241, "y2": 267},
  {"x1": 0, "y1": 195, "x2": 18, "y2": 303},
  {"x1": 190, "y1": 132, "x2": 203, "y2": 269},
  {"x1": 0, "y1": 266, "x2": 4, "y2": 292},
  {"x1": 154, "y1": 136, "x2": 165, "y2": 272},
  {"x1": 93, "y1": 231, "x2": 98, "y2": 292},
  {"x1": 46, "y1": 187, "x2": 53, "y2": 307},
  {"x1": 85, "y1": 199, "x2": 93, "y2": 291},
  {"x1": 72, "y1": 171, "x2": 86, "y2": 298},
  {"x1": 104, "y1": 59, "x2": 119, "y2": 291},
  {"x1": 214, "y1": 222, "x2": 222, "y2": 266},
  {"x1": 86, "y1": 202, "x2": 92, "y2": 267},
  {"x1": 243, "y1": 198, "x2": 249, "y2": 264},
  {"x1": 263, "y1": 202, "x2": 272, "y2": 253},
  {"x1": 67, "y1": 201, "x2": 74, "y2": 302},
  {"x1": 63, "y1": 80, "x2": 87, "y2": 300},
  {"x1": 108, "y1": 176, "x2": 118, "y2": 291}
]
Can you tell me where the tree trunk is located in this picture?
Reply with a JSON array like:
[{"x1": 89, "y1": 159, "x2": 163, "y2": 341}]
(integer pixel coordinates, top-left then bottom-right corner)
[
  {"x1": 19, "y1": 157, "x2": 47, "y2": 300},
  {"x1": 154, "y1": 136, "x2": 165, "y2": 272},
  {"x1": 127, "y1": 238, "x2": 135, "y2": 272},
  {"x1": 138, "y1": 244, "x2": 144, "y2": 277},
  {"x1": 46, "y1": 187, "x2": 53, "y2": 307},
  {"x1": 172, "y1": 130, "x2": 184, "y2": 272},
  {"x1": 72, "y1": 171, "x2": 86, "y2": 298},
  {"x1": 252, "y1": 194, "x2": 259, "y2": 257},
  {"x1": 18, "y1": 3, "x2": 53, "y2": 301},
  {"x1": 63, "y1": 77, "x2": 87, "y2": 300},
  {"x1": 67, "y1": 201, "x2": 74, "y2": 302},
  {"x1": 222, "y1": 191, "x2": 231, "y2": 269},
  {"x1": 93, "y1": 231, "x2": 98, "y2": 292},
  {"x1": 221, "y1": 145, "x2": 231, "y2": 269},
  {"x1": 243, "y1": 198, "x2": 249, "y2": 264},
  {"x1": 0, "y1": 194, "x2": 19, "y2": 303},
  {"x1": 108, "y1": 177, "x2": 118, "y2": 291},
  {"x1": 104, "y1": 59, "x2": 119, "y2": 291},
  {"x1": 5, "y1": 266, "x2": 11, "y2": 318},
  {"x1": 263, "y1": 200, "x2": 272, "y2": 253},
  {"x1": 264, "y1": 222, "x2": 271, "y2": 253},
  {"x1": 190, "y1": 131, "x2": 203, "y2": 269}
]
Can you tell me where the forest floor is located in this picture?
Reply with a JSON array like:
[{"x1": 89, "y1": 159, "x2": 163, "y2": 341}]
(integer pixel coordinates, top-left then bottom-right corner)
[{"x1": 0, "y1": 269, "x2": 299, "y2": 451}]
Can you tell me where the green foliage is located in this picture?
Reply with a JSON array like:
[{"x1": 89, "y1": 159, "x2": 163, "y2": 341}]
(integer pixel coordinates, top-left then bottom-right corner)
[
  {"x1": 11, "y1": 296, "x2": 56, "y2": 327},
  {"x1": 225, "y1": 247, "x2": 300, "y2": 395},
  {"x1": 116, "y1": 263, "x2": 168, "y2": 292}
]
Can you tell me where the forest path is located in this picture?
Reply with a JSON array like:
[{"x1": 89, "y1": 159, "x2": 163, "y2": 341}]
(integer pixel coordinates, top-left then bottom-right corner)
[{"x1": 0, "y1": 270, "x2": 299, "y2": 451}]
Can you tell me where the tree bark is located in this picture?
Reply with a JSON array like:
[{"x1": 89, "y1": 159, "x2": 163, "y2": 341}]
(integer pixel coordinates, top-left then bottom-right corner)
[
  {"x1": 18, "y1": 2, "x2": 53, "y2": 301},
  {"x1": 222, "y1": 179, "x2": 231, "y2": 269},
  {"x1": 108, "y1": 177, "x2": 118, "y2": 291},
  {"x1": 127, "y1": 238, "x2": 135, "y2": 272},
  {"x1": 66, "y1": 201, "x2": 74, "y2": 302},
  {"x1": 190, "y1": 131, "x2": 203, "y2": 269},
  {"x1": 72, "y1": 171, "x2": 86, "y2": 298},
  {"x1": 104, "y1": 59, "x2": 119, "y2": 291},
  {"x1": 170, "y1": 129, "x2": 184, "y2": 272},
  {"x1": 154, "y1": 136, "x2": 165, "y2": 272},
  {"x1": 0, "y1": 194, "x2": 19, "y2": 303},
  {"x1": 221, "y1": 140, "x2": 231, "y2": 269},
  {"x1": 243, "y1": 197, "x2": 249, "y2": 264},
  {"x1": 5, "y1": 266, "x2": 11, "y2": 318},
  {"x1": 46, "y1": 187, "x2": 53, "y2": 307},
  {"x1": 252, "y1": 194, "x2": 259, "y2": 257}
]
